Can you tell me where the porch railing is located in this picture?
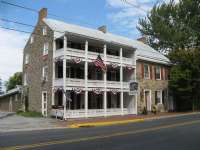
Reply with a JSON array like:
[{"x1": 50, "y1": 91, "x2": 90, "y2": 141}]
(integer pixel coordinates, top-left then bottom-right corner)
[
  {"x1": 54, "y1": 48, "x2": 134, "y2": 65},
  {"x1": 51, "y1": 108, "x2": 135, "y2": 119}
]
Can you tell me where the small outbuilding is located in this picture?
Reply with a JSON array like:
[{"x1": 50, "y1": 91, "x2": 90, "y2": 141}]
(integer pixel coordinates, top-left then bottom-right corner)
[{"x1": 0, "y1": 86, "x2": 23, "y2": 112}]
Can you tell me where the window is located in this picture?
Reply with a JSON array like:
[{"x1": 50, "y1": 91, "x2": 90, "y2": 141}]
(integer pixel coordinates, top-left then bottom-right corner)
[
  {"x1": 42, "y1": 66, "x2": 48, "y2": 81},
  {"x1": 96, "y1": 69, "x2": 102, "y2": 80},
  {"x1": 43, "y1": 42, "x2": 49, "y2": 55},
  {"x1": 110, "y1": 71, "x2": 117, "y2": 81},
  {"x1": 42, "y1": 91, "x2": 48, "y2": 117},
  {"x1": 42, "y1": 26, "x2": 47, "y2": 36},
  {"x1": 24, "y1": 73, "x2": 27, "y2": 86},
  {"x1": 66, "y1": 66, "x2": 70, "y2": 78},
  {"x1": 144, "y1": 64, "x2": 150, "y2": 79},
  {"x1": 15, "y1": 95, "x2": 18, "y2": 102},
  {"x1": 30, "y1": 35, "x2": 34, "y2": 44},
  {"x1": 155, "y1": 90, "x2": 162, "y2": 104},
  {"x1": 155, "y1": 66, "x2": 161, "y2": 80},
  {"x1": 25, "y1": 54, "x2": 29, "y2": 64}
]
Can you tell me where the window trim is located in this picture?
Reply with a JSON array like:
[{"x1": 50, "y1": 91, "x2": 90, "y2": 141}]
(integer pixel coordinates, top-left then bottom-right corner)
[
  {"x1": 25, "y1": 54, "x2": 29, "y2": 64},
  {"x1": 144, "y1": 64, "x2": 150, "y2": 79},
  {"x1": 43, "y1": 42, "x2": 49, "y2": 55},
  {"x1": 155, "y1": 66, "x2": 161, "y2": 80},
  {"x1": 155, "y1": 90, "x2": 163, "y2": 105},
  {"x1": 24, "y1": 73, "x2": 27, "y2": 86},
  {"x1": 42, "y1": 26, "x2": 47, "y2": 36},
  {"x1": 42, "y1": 65, "x2": 48, "y2": 81}
]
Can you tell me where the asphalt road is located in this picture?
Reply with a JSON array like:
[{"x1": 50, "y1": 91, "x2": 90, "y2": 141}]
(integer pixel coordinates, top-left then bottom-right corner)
[{"x1": 0, "y1": 113, "x2": 200, "y2": 150}]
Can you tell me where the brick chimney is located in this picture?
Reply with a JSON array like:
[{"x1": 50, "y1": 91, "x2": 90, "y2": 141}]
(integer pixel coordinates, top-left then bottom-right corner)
[
  {"x1": 98, "y1": 25, "x2": 107, "y2": 33},
  {"x1": 137, "y1": 36, "x2": 147, "y2": 44},
  {"x1": 38, "y1": 8, "x2": 47, "y2": 22}
]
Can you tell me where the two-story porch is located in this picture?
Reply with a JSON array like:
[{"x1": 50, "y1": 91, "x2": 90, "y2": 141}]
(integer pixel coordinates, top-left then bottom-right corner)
[{"x1": 51, "y1": 34, "x2": 137, "y2": 119}]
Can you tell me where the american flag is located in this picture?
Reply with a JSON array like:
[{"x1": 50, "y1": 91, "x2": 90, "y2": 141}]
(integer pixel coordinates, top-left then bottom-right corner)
[{"x1": 93, "y1": 55, "x2": 107, "y2": 72}]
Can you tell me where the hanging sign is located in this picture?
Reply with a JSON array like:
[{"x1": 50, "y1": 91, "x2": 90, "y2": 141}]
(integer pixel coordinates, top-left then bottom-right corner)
[{"x1": 129, "y1": 81, "x2": 138, "y2": 95}]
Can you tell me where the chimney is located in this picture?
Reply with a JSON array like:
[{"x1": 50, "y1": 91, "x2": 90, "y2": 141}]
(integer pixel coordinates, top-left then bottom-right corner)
[
  {"x1": 137, "y1": 36, "x2": 147, "y2": 44},
  {"x1": 98, "y1": 25, "x2": 107, "y2": 33},
  {"x1": 38, "y1": 8, "x2": 47, "y2": 22}
]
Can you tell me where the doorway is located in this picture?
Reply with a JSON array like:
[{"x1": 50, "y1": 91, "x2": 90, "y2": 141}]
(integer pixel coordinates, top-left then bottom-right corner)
[
  {"x1": 42, "y1": 91, "x2": 48, "y2": 117},
  {"x1": 144, "y1": 90, "x2": 151, "y2": 111}
]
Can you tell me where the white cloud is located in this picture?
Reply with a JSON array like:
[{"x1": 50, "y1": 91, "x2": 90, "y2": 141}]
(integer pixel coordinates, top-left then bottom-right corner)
[
  {"x1": 0, "y1": 28, "x2": 28, "y2": 82},
  {"x1": 106, "y1": 0, "x2": 155, "y2": 38}
]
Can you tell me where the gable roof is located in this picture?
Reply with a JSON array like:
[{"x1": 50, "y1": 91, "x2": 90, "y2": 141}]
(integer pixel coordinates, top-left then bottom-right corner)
[{"x1": 43, "y1": 18, "x2": 170, "y2": 65}]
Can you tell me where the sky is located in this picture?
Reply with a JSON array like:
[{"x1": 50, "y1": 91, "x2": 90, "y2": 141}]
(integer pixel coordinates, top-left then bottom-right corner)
[{"x1": 0, "y1": 0, "x2": 165, "y2": 86}]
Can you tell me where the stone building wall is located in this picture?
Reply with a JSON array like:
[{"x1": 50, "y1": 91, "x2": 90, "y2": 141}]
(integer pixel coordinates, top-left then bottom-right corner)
[
  {"x1": 136, "y1": 60, "x2": 170, "y2": 113},
  {"x1": 22, "y1": 9, "x2": 53, "y2": 115}
]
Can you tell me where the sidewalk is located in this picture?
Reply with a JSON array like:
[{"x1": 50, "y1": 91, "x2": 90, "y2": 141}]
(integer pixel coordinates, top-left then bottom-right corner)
[
  {"x1": 0, "y1": 111, "x2": 15, "y2": 119},
  {"x1": 0, "y1": 114, "x2": 59, "y2": 133},
  {"x1": 57, "y1": 112, "x2": 200, "y2": 128}
]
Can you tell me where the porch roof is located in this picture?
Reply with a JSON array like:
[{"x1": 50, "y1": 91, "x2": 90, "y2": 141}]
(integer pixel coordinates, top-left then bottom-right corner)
[{"x1": 43, "y1": 18, "x2": 170, "y2": 65}]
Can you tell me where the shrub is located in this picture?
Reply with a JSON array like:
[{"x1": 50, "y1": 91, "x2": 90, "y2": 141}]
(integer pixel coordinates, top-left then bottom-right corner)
[{"x1": 142, "y1": 107, "x2": 148, "y2": 115}]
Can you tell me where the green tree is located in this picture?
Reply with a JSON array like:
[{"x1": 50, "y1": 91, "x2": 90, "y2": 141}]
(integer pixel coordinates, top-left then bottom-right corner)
[
  {"x1": 169, "y1": 49, "x2": 200, "y2": 111},
  {"x1": 137, "y1": 0, "x2": 200, "y2": 53},
  {"x1": 137, "y1": 0, "x2": 200, "y2": 111},
  {"x1": 0, "y1": 77, "x2": 4, "y2": 95},
  {"x1": 6, "y1": 72, "x2": 22, "y2": 91}
]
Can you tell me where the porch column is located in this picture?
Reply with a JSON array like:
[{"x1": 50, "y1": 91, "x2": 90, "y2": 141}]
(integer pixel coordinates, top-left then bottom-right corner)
[
  {"x1": 135, "y1": 95, "x2": 138, "y2": 114},
  {"x1": 103, "y1": 44, "x2": 107, "y2": 117},
  {"x1": 85, "y1": 91, "x2": 88, "y2": 117},
  {"x1": 84, "y1": 40, "x2": 88, "y2": 117},
  {"x1": 52, "y1": 38, "x2": 56, "y2": 105},
  {"x1": 120, "y1": 48, "x2": 124, "y2": 115},
  {"x1": 63, "y1": 35, "x2": 67, "y2": 120}
]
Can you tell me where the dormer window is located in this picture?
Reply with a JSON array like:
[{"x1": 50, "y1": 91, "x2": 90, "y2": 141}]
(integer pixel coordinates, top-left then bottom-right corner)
[
  {"x1": 42, "y1": 26, "x2": 47, "y2": 36},
  {"x1": 43, "y1": 42, "x2": 49, "y2": 55},
  {"x1": 30, "y1": 35, "x2": 34, "y2": 44}
]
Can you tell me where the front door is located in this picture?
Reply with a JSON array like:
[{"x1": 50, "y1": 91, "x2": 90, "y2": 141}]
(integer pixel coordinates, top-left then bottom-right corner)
[
  {"x1": 145, "y1": 90, "x2": 151, "y2": 111},
  {"x1": 42, "y1": 91, "x2": 48, "y2": 117}
]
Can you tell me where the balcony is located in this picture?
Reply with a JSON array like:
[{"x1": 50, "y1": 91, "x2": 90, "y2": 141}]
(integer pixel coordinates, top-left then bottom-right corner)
[
  {"x1": 54, "y1": 78, "x2": 130, "y2": 90},
  {"x1": 54, "y1": 48, "x2": 135, "y2": 66}
]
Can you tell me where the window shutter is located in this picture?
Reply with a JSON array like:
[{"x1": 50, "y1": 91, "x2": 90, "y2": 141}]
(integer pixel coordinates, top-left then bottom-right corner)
[
  {"x1": 161, "y1": 67, "x2": 164, "y2": 80},
  {"x1": 165, "y1": 68, "x2": 168, "y2": 80},
  {"x1": 150, "y1": 65, "x2": 153, "y2": 80},
  {"x1": 141, "y1": 63, "x2": 144, "y2": 79}
]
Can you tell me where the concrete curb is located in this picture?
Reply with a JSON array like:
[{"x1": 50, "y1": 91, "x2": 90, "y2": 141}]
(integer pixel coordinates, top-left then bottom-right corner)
[
  {"x1": 69, "y1": 119, "x2": 145, "y2": 128},
  {"x1": 0, "y1": 112, "x2": 15, "y2": 119}
]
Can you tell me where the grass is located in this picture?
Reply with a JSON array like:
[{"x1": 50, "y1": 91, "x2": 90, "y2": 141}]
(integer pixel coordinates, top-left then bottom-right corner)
[{"x1": 17, "y1": 111, "x2": 42, "y2": 118}]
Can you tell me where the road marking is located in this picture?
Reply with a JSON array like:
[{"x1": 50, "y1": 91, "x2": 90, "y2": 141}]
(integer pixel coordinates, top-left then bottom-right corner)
[{"x1": 1, "y1": 120, "x2": 200, "y2": 150}]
